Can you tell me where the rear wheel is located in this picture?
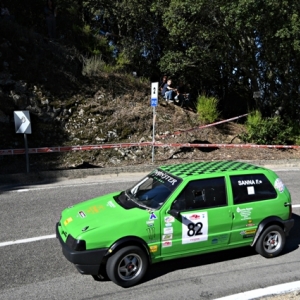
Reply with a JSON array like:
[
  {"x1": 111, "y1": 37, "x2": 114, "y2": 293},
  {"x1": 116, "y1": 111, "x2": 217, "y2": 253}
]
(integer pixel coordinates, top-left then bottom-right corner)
[
  {"x1": 255, "y1": 225, "x2": 285, "y2": 258},
  {"x1": 106, "y1": 245, "x2": 148, "y2": 287}
]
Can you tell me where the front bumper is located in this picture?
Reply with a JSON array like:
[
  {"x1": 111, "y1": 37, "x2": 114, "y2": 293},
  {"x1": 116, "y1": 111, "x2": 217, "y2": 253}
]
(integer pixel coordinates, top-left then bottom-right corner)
[{"x1": 56, "y1": 222, "x2": 108, "y2": 275}]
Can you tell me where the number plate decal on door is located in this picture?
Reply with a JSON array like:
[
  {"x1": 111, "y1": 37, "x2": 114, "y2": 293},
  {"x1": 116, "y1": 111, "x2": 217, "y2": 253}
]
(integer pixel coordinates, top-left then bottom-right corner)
[{"x1": 181, "y1": 212, "x2": 208, "y2": 244}]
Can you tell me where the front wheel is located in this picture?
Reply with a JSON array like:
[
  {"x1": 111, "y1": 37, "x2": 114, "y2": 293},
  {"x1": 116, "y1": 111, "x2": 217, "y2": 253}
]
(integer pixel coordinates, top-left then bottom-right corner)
[
  {"x1": 106, "y1": 245, "x2": 148, "y2": 287},
  {"x1": 255, "y1": 225, "x2": 286, "y2": 258}
]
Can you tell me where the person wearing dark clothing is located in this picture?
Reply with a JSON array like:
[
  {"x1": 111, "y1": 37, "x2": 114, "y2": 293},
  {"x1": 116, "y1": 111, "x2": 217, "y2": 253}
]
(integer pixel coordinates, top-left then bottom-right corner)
[
  {"x1": 175, "y1": 81, "x2": 190, "y2": 107},
  {"x1": 160, "y1": 75, "x2": 168, "y2": 96},
  {"x1": 44, "y1": 0, "x2": 57, "y2": 39},
  {"x1": 174, "y1": 81, "x2": 185, "y2": 104}
]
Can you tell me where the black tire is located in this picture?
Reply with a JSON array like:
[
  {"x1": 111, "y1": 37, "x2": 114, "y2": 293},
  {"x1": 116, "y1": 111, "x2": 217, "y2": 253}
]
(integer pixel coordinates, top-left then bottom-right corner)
[
  {"x1": 106, "y1": 246, "x2": 148, "y2": 287},
  {"x1": 255, "y1": 225, "x2": 286, "y2": 258}
]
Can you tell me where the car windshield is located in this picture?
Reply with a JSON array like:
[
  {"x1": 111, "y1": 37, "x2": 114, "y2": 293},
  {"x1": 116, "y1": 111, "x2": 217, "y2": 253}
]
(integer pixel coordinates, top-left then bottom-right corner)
[{"x1": 119, "y1": 169, "x2": 182, "y2": 210}]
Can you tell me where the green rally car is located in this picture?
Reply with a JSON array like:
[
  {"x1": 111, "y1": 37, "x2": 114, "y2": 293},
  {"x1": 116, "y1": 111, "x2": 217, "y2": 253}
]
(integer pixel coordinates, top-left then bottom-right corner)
[{"x1": 56, "y1": 161, "x2": 294, "y2": 287}]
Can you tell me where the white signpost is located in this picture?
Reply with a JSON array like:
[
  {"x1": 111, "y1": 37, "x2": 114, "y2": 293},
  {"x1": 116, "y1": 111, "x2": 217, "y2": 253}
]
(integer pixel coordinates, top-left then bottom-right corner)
[
  {"x1": 14, "y1": 111, "x2": 32, "y2": 173},
  {"x1": 151, "y1": 82, "x2": 159, "y2": 163}
]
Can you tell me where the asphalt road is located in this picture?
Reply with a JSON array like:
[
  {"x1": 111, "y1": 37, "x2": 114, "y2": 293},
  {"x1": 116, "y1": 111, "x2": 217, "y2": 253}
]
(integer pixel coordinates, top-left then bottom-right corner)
[{"x1": 0, "y1": 169, "x2": 299, "y2": 300}]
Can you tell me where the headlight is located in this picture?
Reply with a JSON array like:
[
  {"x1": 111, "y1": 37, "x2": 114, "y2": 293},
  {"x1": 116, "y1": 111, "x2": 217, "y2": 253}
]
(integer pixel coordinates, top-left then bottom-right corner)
[{"x1": 66, "y1": 234, "x2": 86, "y2": 251}]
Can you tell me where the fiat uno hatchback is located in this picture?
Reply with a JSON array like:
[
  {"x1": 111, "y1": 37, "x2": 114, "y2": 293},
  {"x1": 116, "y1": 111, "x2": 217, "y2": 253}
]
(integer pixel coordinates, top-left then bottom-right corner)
[{"x1": 56, "y1": 161, "x2": 294, "y2": 287}]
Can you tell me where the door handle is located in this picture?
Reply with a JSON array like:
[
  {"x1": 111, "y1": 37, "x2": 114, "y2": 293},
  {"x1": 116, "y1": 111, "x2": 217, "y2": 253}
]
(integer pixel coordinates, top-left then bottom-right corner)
[{"x1": 284, "y1": 202, "x2": 291, "y2": 207}]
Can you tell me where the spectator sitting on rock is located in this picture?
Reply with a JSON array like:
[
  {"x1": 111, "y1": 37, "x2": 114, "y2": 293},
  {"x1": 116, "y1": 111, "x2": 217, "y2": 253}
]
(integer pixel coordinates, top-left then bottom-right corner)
[
  {"x1": 160, "y1": 75, "x2": 168, "y2": 96},
  {"x1": 163, "y1": 79, "x2": 177, "y2": 102}
]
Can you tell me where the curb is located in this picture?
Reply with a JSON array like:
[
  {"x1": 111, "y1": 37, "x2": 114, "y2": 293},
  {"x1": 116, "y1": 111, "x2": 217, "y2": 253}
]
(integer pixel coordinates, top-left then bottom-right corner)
[{"x1": 1, "y1": 159, "x2": 300, "y2": 186}]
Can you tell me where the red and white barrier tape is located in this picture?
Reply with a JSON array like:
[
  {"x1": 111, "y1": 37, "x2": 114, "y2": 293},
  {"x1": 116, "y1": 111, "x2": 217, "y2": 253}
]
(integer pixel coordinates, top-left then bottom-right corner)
[
  {"x1": 1, "y1": 142, "x2": 299, "y2": 156},
  {"x1": 158, "y1": 113, "x2": 248, "y2": 139},
  {"x1": 0, "y1": 142, "x2": 153, "y2": 155}
]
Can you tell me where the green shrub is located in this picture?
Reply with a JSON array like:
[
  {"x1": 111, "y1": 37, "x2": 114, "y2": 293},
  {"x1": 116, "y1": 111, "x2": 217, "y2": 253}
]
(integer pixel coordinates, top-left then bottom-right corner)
[
  {"x1": 115, "y1": 52, "x2": 131, "y2": 72},
  {"x1": 240, "y1": 111, "x2": 294, "y2": 145},
  {"x1": 196, "y1": 94, "x2": 220, "y2": 124},
  {"x1": 82, "y1": 55, "x2": 105, "y2": 76}
]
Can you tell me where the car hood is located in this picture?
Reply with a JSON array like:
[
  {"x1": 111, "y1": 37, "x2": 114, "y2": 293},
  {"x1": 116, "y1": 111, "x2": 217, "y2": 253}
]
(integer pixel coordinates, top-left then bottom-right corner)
[{"x1": 60, "y1": 191, "x2": 147, "y2": 239}]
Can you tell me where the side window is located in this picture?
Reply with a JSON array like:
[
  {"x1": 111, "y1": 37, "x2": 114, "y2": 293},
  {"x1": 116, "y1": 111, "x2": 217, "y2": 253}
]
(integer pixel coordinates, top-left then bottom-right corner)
[
  {"x1": 230, "y1": 174, "x2": 277, "y2": 204},
  {"x1": 171, "y1": 177, "x2": 227, "y2": 211}
]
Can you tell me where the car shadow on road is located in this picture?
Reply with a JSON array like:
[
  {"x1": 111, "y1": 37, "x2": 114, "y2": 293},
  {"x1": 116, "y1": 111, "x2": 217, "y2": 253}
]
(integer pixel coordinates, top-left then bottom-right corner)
[
  {"x1": 143, "y1": 245, "x2": 256, "y2": 285},
  {"x1": 282, "y1": 213, "x2": 300, "y2": 255},
  {"x1": 143, "y1": 213, "x2": 300, "y2": 285}
]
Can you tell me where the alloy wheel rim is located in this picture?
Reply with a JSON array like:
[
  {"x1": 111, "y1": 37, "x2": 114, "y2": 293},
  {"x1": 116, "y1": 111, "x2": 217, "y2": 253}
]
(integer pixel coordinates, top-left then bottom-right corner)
[
  {"x1": 117, "y1": 253, "x2": 142, "y2": 281},
  {"x1": 263, "y1": 230, "x2": 282, "y2": 253}
]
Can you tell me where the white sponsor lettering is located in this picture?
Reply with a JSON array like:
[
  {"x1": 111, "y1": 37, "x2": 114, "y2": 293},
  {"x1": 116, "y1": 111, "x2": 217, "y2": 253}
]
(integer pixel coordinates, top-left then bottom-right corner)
[
  {"x1": 154, "y1": 170, "x2": 177, "y2": 185},
  {"x1": 236, "y1": 207, "x2": 253, "y2": 220},
  {"x1": 238, "y1": 179, "x2": 262, "y2": 186}
]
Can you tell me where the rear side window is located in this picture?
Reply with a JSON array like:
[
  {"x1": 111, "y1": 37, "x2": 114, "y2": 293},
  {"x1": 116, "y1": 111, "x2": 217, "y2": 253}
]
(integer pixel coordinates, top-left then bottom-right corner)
[{"x1": 230, "y1": 174, "x2": 277, "y2": 204}]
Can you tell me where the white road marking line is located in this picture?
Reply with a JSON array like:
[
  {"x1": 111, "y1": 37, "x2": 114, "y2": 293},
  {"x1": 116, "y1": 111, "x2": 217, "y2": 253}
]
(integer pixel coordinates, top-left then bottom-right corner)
[
  {"x1": 0, "y1": 234, "x2": 56, "y2": 247},
  {"x1": 17, "y1": 189, "x2": 29, "y2": 192},
  {"x1": 293, "y1": 204, "x2": 300, "y2": 208},
  {"x1": 9, "y1": 179, "x2": 136, "y2": 193},
  {"x1": 215, "y1": 280, "x2": 300, "y2": 300}
]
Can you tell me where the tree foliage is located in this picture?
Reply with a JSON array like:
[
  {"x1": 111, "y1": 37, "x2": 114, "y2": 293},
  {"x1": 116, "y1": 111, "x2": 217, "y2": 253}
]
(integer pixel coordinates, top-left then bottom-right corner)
[{"x1": 4, "y1": 0, "x2": 300, "y2": 121}]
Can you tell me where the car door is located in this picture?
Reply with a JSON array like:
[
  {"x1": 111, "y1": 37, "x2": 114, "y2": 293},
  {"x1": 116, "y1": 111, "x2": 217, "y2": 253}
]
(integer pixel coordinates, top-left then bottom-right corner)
[
  {"x1": 160, "y1": 176, "x2": 233, "y2": 257},
  {"x1": 228, "y1": 173, "x2": 279, "y2": 245}
]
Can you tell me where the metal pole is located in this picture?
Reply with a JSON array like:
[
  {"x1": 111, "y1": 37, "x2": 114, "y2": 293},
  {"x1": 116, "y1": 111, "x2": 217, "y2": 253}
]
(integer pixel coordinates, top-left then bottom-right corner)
[
  {"x1": 152, "y1": 106, "x2": 156, "y2": 163},
  {"x1": 24, "y1": 133, "x2": 29, "y2": 173}
]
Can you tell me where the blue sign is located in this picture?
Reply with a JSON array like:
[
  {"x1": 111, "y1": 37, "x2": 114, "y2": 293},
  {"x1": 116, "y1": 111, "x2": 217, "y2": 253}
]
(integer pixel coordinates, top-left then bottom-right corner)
[{"x1": 151, "y1": 98, "x2": 158, "y2": 107}]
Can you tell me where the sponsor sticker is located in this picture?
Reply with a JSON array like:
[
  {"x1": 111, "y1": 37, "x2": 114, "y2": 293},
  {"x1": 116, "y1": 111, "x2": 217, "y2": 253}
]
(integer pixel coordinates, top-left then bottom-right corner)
[
  {"x1": 240, "y1": 229, "x2": 256, "y2": 235},
  {"x1": 107, "y1": 201, "x2": 116, "y2": 208},
  {"x1": 164, "y1": 227, "x2": 173, "y2": 234},
  {"x1": 162, "y1": 234, "x2": 173, "y2": 241},
  {"x1": 247, "y1": 186, "x2": 255, "y2": 195},
  {"x1": 149, "y1": 245, "x2": 158, "y2": 253},
  {"x1": 214, "y1": 234, "x2": 229, "y2": 243},
  {"x1": 164, "y1": 216, "x2": 175, "y2": 223},
  {"x1": 147, "y1": 227, "x2": 155, "y2": 240},
  {"x1": 64, "y1": 217, "x2": 73, "y2": 226},
  {"x1": 153, "y1": 170, "x2": 177, "y2": 186},
  {"x1": 149, "y1": 212, "x2": 157, "y2": 220},
  {"x1": 79, "y1": 211, "x2": 86, "y2": 218},
  {"x1": 146, "y1": 220, "x2": 154, "y2": 227},
  {"x1": 246, "y1": 220, "x2": 255, "y2": 227},
  {"x1": 87, "y1": 205, "x2": 105, "y2": 214},
  {"x1": 189, "y1": 214, "x2": 201, "y2": 220},
  {"x1": 236, "y1": 207, "x2": 253, "y2": 220},
  {"x1": 274, "y1": 178, "x2": 285, "y2": 193},
  {"x1": 162, "y1": 241, "x2": 172, "y2": 248},
  {"x1": 238, "y1": 179, "x2": 262, "y2": 186}
]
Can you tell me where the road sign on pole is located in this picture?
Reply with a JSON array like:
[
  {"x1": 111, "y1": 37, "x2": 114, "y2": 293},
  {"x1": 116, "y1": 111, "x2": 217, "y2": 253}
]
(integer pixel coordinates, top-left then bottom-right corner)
[
  {"x1": 151, "y1": 82, "x2": 159, "y2": 162},
  {"x1": 151, "y1": 82, "x2": 159, "y2": 107},
  {"x1": 14, "y1": 111, "x2": 32, "y2": 173},
  {"x1": 14, "y1": 111, "x2": 32, "y2": 134}
]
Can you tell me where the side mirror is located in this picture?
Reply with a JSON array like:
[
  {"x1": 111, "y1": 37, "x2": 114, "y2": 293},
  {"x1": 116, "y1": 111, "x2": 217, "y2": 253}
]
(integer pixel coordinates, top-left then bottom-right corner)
[{"x1": 168, "y1": 209, "x2": 181, "y2": 218}]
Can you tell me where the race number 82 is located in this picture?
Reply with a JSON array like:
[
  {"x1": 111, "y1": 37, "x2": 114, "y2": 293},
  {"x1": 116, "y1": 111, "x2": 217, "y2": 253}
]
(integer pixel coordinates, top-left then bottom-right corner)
[
  {"x1": 187, "y1": 222, "x2": 203, "y2": 236},
  {"x1": 182, "y1": 212, "x2": 208, "y2": 244}
]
